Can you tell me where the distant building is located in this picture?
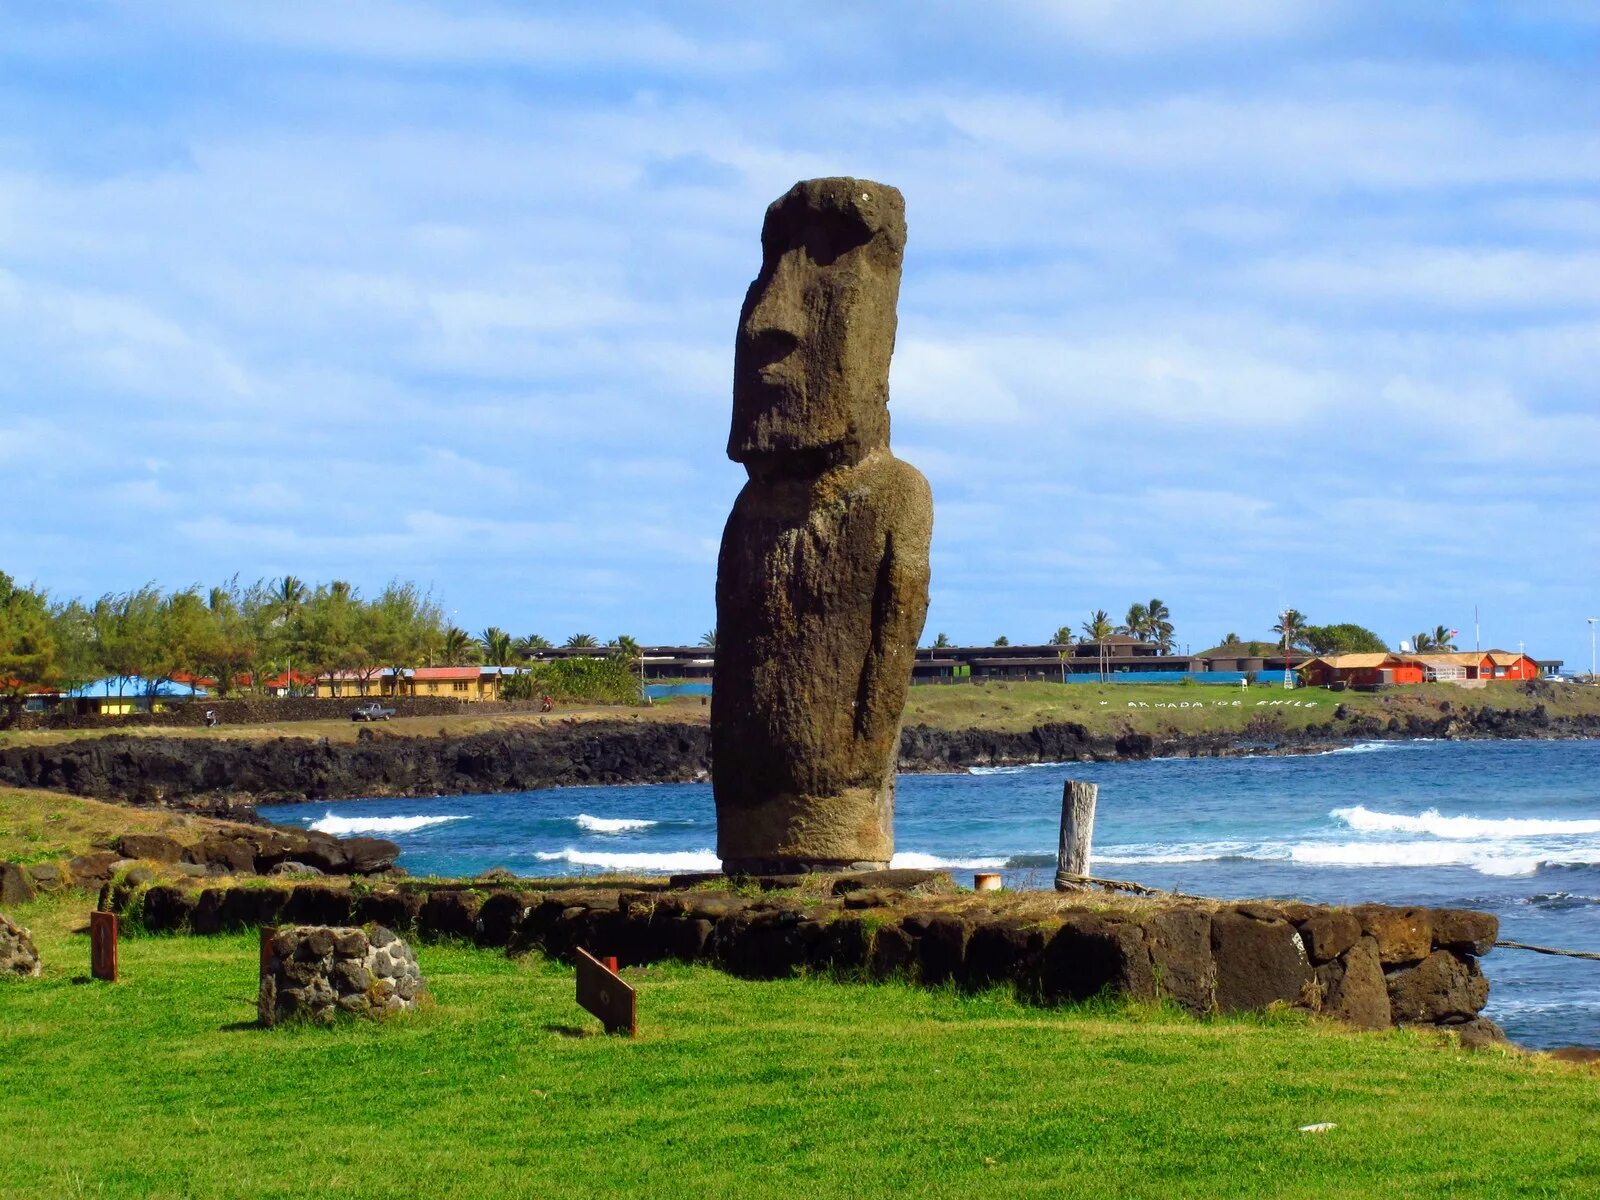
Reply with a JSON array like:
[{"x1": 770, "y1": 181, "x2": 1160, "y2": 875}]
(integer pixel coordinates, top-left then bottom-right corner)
[{"x1": 1297, "y1": 649, "x2": 1548, "y2": 688}]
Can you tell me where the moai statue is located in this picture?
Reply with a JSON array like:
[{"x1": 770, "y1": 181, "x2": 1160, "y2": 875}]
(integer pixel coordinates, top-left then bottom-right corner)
[{"x1": 713, "y1": 178, "x2": 933, "y2": 874}]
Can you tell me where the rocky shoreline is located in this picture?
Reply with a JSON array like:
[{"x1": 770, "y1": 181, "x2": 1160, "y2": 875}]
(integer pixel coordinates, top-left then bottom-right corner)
[{"x1": 0, "y1": 701, "x2": 1594, "y2": 811}]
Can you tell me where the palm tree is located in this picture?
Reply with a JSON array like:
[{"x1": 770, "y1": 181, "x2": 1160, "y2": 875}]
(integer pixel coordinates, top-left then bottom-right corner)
[
  {"x1": 1145, "y1": 598, "x2": 1174, "y2": 653},
  {"x1": 1082, "y1": 610, "x2": 1115, "y2": 683},
  {"x1": 1050, "y1": 626, "x2": 1073, "y2": 646},
  {"x1": 1119, "y1": 602, "x2": 1149, "y2": 641},
  {"x1": 478, "y1": 627, "x2": 514, "y2": 667},
  {"x1": 699, "y1": 628, "x2": 717, "y2": 649},
  {"x1": 932, "y1": 632, "x2": 952, "y2": 649},
  {"x1": 1431, "y1": 624, "x2": 1457, "y2": 650},
  {"x1": 565, "y1": 633, "x2": 598, "y2": 648},
  {"x1": 1412, "y1": 631, "x2": 1435, "y2": 652},
  {"x1": 330, "y1": 580, "x2": 354, "y2": 601},
  {"x1": 274, "y1": 575, "x2": 307, "y2": 615},
  {"x1": 993, "y1": 635, "x2": 1010, "y2": 647},
  {"x1": 613, "y1": 635, "x2": 641, "y2": 654},
  {"x1": 1221, "y1": 632, "x2": 1242, "y2": 647},
  {"x1": 1272, "y1": 609, "x2": 1307, "y2": 648},
  {"x1": 441, "y1": 626, "x2": 475, "y2": 666},
  {"x1": 514, "y1": 633, "x2": 551, "y2": 654}
]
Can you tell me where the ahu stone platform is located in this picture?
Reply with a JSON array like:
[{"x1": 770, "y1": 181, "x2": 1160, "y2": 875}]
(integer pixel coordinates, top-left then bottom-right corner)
[
  {"x1": 115, "y1": 870, "x2": 1502, "y2": 1040},
  {"x1": 0, "y1": 912, "x2": 41, "y2": 978}
]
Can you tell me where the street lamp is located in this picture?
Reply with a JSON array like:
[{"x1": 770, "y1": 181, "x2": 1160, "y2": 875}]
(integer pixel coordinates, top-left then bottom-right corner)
[{"x1": 1588, "y1": 617, "x2": 1597, "y2": 682}]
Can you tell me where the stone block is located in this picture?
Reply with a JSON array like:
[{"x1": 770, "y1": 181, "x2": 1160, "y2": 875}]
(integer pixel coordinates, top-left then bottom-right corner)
[
  {"x1": 917, "y1": 916, "x2": 970, "y2": 985},
  {"x1": 1314, "y1": 936, "x2": 1389, "y2": 1030},
  {"x1": 1431, "y1": 909, "x2": 1498, "y2": 957},
  {"x1": 1386, "y1": 950, "x2": 1489, "y2": 1024},
  {"x1": 831, "y1": 870, "x2": 956, "y2": 897},
  {"x1": 816, "y1": 916, "x2": 872, "y2": 972},
  {"x1": 283, "y1": 884, "x2": 352, "y2": 927},
  {"x1": 26, "y1": 863, "x2": 65, "y2": 892},
  {"x1": 67, "y1": 851, "x2": 122, "y2": 887},
  {"x1": 351, "y1": 887, "x2": 422, "y2": 933},
  {"x1": 1043, "y1": 914, "x2": 1155, "y2": 1004},
  {"x1": 417, "y1": 889, "x2": 482, "y2": 940},
  {"x1": 191, "y1": 889, "x2": 226, "y2": 935},
  {"x1": 183, "y1": 836, "x2": 255, "y2": 876},
  {"x1": 1210, "y1": 911, "x2": 1310, "y2": 1013},
  {"x1": 114, "y1": 833, "x2": 183, "y2": 864},
  {"x1": 1144, "y1": 908, "x2": 1215, "y2": 1016},
  {"x1": 0, "y1": 912, "x2": 41, "y2": 977},
  {"x1": 1296, "y1": 909, "x2": 1361, "y2": 965},
  {"x1": 870, "y1": 921, "x2": 919, "y2": 979},
  {"x1": 1454, "y1": 1017, "x2": 1508, "y2": 1050},
  {"x1": 1351, "y1": 904, "x2": 1434, "y2": 966},
  {"x1": 0, "y1": 863, "x2": 35, "y2": 907},
  {"x1": 141, "y1": 884, "x2": 196, "y2": 932},
  {"x1": 960, "y1": 919, "x2": 1048, "y2": 994},
  {"x1": 218, "y1": 886, "x2": 287, "y2": 931},
  {"x1": 258, "y1": 925, "x2": 426, "y2": 1026},
  {"x1": 341, "y1": 837, "x2": 401, "y2": 875},
  {"x1": 475, "y1": 892, "x2": 532, "y2": 947},
  {"x1": 716, "y1": 909, "x2": 820, "y2": 979}
]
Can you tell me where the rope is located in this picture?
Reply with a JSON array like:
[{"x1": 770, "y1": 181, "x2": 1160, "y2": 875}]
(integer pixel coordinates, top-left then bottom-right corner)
[
  {"x1": 1494, "y1": 939, "x2": 1600, "y2": 962},
  {"x1": 1054, "y1": 872, "x2": 1202, "y2": 900}
]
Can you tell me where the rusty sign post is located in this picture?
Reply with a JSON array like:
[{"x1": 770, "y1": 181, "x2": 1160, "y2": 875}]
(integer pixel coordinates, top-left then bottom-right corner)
[
  {"x1": 89, "y1": 910, "x2": 118, "y2": 982},
  {"x1": 575, "y1": 946, "x2": 636, "y2": 1037}
]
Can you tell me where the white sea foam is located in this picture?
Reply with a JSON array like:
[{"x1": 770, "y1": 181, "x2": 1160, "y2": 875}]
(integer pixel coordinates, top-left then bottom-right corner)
[
  {"x1": 535, "y1": 847, "x2": 721, "y2": 872},
  {"x1": 1332, "y1": 805, "x2": 1600, "y2": 839},
  {"x1": 1290, "y1": 841, "x2": 1549, "y2": 876},
  {"x1": 1319, "y1": 742, "x2": 1394, "y2": 755},
  {"x1": 1096, "y1": 841, "x2": 1281, "y2": 866},
  {"x1": 574, "y1": 814, "x2": 659, "y2": 833},
  {"x1": 888, "y1": 851, "x2": 1008, "y2": 870},
  {"x1": 966, "y1": 762, "x2": 1067, "y2": 776},
  {"x1": 309, "y1": 813, "x2": 466, "y2": 836}
]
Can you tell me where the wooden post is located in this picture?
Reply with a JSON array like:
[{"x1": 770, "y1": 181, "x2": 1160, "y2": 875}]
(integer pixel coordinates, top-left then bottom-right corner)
[
  {"x1": 89, "y1": 911, "x2": 118, "y2": 982},
  {"x1": 1055, "y1": 780, "x2": 1098, "y2": 892}
]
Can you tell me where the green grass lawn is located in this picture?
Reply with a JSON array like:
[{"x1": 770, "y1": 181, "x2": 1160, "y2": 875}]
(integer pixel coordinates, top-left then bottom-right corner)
[{"x1": 3, "y1": 898, "x2": 1597, "y2": 1199}]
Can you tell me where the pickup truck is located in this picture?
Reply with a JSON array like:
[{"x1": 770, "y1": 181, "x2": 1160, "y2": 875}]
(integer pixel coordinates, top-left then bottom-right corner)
[{"x1": 350, "y1": 702, "x2": 396, "y2": 722}]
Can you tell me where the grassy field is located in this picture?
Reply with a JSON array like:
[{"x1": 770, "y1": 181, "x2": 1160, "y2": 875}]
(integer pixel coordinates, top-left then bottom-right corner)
[
  {"x1": 4, "y1": 681, "x2": 1595, "y2": 750},
  {"x1": 3, "y1": 896, "x2": 1598, "y2": 1199},
  {"x1": 0, "y1": 787, "x2": 189, "y2": 865}
]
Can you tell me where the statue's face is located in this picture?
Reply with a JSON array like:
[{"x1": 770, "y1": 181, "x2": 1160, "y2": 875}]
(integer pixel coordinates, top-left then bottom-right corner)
[{"x1": 730, "y1": 184, "x2": 903, "y2": 470}]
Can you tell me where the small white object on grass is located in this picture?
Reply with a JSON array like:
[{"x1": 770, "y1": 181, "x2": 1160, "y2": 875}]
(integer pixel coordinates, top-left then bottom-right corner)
[{"x1": 1298, "y1": 1122, "x2": 1337, "y2": 1134}]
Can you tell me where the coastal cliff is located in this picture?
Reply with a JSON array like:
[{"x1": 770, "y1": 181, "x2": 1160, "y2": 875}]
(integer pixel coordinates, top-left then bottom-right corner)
[{"x1": 0, "y1": 701, "x2": 1594, "y2": 810}]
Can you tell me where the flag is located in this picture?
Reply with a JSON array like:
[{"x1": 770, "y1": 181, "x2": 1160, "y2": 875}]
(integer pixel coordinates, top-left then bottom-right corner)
[{"x1": 1449, "y1": 629, "x2": 1459, "y2": 637}]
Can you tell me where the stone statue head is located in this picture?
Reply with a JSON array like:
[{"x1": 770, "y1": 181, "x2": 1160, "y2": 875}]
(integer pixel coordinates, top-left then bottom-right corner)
[{"x1": 729, "y1": 177, "x2": 906, "y2": 474}]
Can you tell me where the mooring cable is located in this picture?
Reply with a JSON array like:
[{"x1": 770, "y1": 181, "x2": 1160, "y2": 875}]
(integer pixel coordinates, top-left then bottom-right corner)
[{"x1": 1494, "y1": 940, "x2": 1600, "y2": 962}]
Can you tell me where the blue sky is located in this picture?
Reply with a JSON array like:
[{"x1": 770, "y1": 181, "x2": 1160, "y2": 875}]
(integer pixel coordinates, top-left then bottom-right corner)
[{"x1": 2, "y1": 2, "x2": 1597, "y2": 665}]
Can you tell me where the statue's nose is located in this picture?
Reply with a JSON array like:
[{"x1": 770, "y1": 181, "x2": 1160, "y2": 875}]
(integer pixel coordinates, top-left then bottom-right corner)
[{"x1": 744, "y1": 251, "x2": 806, "y2": 347}]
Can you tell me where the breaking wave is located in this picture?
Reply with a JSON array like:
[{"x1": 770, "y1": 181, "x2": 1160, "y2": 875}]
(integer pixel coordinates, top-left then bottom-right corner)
[
  {"x1": 1332, "y1": 805, "x2": 1600, "y2": 839},
  {"x1": 1319, "y1": 742, "x2": 1394, "y2": 755},
  {"x1": 309, "y1": 813, "x2": 467, "y2": 836},
  {"x1": 574, "y1": 814, "x2": 659, "y2": 833},
  {"x1": 535, "y1": 847, "x2": 721, "y2": 872},
  {"x1": 966, "y1": 762, "x2": 1068, "y2": 776}
]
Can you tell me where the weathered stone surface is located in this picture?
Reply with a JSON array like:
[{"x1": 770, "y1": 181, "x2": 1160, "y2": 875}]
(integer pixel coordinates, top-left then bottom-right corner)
[
  {"x1": 1043, "y1": 914, "x2": 1155, "y2": 1004},
  {"x1": 960, "y1": 919, "x2": 1048, "y2": 993},
  {"x1": 258, "y1": 925, "x2": 425, "y2": 1026},
  {"x1": 816, "y1": 915, "x2": 872, "y2": 972},
  {"x1": 831, "y1": 869, "x2": 955, "y2": 896},
  {"x1": 0, "y1": 862, "x2": 35, "y2": 906},
  {"x1": 1211, "y1": 911, "x2": 1311, "y2": 1013},
  {"x1": 1296, "y1": 909, "x2": 1361, "y2": 965},
  {"x1": 1352, "y1": 904, "x2": 1434, "y2": 966},
  {"x1": 184, "y1": 835, "x2": 256, "y2": 876},
  {"x1": 218, "y1": 885, "x2": 287, "y2": 931},
  {"x1": 475, "y1": 891, "x2": 533, "y2": 947},
  {"x1": 1144, "y1": 908, "x2": 1215, "y2": 1016},
  {"x1": 67, "y1": 851, "x2": 122, "y2": 887},
  {"x1": 0, "y1": 912, "x2": 41, "y2": 977},
  {"x1": 1387, "y1": 950, "x2": 1489, "y2": 1024},
  {"x1": 1431, "y1": 909, "x2": 1499, "y2": 957},
  {"x1": 713, "y1": 177, "x2": 932, "y2": 874},
  {"x1": 351, "y1": 887, "x2": 422, "y2": 932},
  {"x1": 418, "y1": 889, "x2": 481, "y2": 940},
  {"x1": 1455, "y1": 1018, "x2": 1508, "y2": 1050},
  {"x1": 717, "y1": 907, "x2": 820, "y2": 979},
  {"x1": 282, "y1": 884, "x2": 352, "y2": 927},
  {"x1": 871, "y1": 920, "x2": 919, "y2": 978},
  {"x1": 1314, "y1": 935, "x2": 1389, "y2": 1030},
  {"x1": 26, "y1": 862, "x2": 66, "y2": 891},
  {"x1": 917, "y1": 916, "x2": 970, "y2": 985},
  {"x1": 114, "y1": 833, "x2": 183, "y2": 863},
  {"x1": 141, "y1": 884, "x2": 196, "y2": 931}
]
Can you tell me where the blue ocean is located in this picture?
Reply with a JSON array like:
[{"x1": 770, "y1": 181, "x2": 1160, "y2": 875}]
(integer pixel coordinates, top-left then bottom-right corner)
[{"x1": 261, "y1": 738, "x2": 1600, "y2": 1049}]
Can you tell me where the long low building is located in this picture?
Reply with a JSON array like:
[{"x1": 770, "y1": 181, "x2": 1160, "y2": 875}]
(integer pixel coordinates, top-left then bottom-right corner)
[{"x1": 1297, "y1": 650, "x2": 1549, "y2": 688}]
